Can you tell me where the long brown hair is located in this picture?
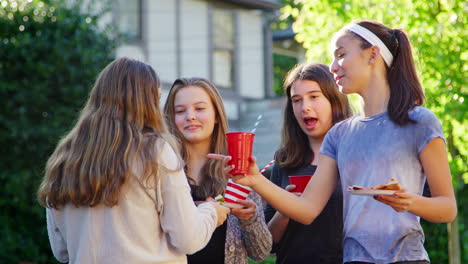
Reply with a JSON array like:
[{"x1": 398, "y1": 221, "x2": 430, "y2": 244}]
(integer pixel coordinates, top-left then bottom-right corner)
[
  {"x1": 164, "y1": 77, "x2": 229, "y2": 198},
  {"x1": 38, "y1": 57, "x2": 179, "y2": 209},
  {"x1": 276, "y1": 63, "x2": 352, "y2": 169},
  {"x1": 345, "y1": 20, "x2": 425, "y2": 126}
]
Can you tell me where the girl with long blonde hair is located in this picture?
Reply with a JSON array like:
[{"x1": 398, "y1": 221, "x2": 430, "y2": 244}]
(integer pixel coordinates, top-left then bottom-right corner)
[
  {"x1": 38, "y1": 57, "x2": 229, "y2": 264},
  {"x1": 164, "y1": 77, "x2": 271, "y2": 264}
]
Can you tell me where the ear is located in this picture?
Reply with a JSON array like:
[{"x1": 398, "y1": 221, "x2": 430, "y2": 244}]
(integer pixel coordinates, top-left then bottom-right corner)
[{"x1": 368, "y1": 46, "x2": 380, "y2": 65}]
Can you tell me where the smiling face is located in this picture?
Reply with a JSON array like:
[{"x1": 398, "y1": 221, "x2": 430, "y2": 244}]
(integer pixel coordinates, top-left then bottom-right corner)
[
  {"x1": 330, "y1": 34, "x2": 372, "y2": 95},
  {"x1": 291, "y1": 80, "x2": 333, "y2": 142},
  {"x1": 174, "y1": 86, "x2": 217, "y2": 146}
]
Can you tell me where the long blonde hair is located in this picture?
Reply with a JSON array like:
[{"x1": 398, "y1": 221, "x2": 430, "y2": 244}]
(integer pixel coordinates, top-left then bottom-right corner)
[
  {"x1": 38, "y1": 57, "x2": 179, "y2": 208},
  {"x1": 164, "y1": 77, "x2": 228, "y2": 198}
]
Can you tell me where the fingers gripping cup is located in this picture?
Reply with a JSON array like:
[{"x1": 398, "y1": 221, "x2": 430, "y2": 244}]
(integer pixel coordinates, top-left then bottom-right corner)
[
  {"x1": 224, "y1": 179, "x2": 252, "y2": 204},
  {"x1": 226, "y1": 132, "x2": 255, "y2": 175},
  {"x1": 288, "y1": 175, "x2": 313, "y2": 194}
]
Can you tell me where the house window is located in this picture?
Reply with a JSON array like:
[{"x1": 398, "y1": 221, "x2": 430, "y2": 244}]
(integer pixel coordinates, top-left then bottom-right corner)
[
  {"x1": 117, "y1": 0, "x2": 142, "y2": 42},
  {"x1": 212, "y1": 8, "x2": 235, "y2": 89}
]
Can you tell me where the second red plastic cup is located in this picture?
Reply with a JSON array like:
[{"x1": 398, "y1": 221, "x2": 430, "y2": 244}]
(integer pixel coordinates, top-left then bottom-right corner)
[
  {"x1": 288, "y1": 175, "x2": 313, "y2": 194},
  {"x1": 224, "y1": 179, "x2": 252, "y2": 204},
  {"x1": 226, "y1": 132, "x2": 255, "y2": 175}
]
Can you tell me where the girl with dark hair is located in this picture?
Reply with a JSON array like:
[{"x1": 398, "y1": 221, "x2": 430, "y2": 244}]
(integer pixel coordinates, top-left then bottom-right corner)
[
  {"x1": 265, "y1": 63, "x2": 351, "y2": 264},
  {"x1": 164, "y1": 77, "x2": 271, "y2": 264},
  {"x1": 212, "y1": 20, "x2": 457, "y2": 264},
  {"x1": 38, "y1": 58, "x2": 230, "y2": 263}
]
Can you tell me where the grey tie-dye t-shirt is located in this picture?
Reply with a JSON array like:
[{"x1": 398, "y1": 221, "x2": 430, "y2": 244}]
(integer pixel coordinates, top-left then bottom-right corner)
[{"x1": 321, "y1": 106, "x2": 444, "y2": 264}]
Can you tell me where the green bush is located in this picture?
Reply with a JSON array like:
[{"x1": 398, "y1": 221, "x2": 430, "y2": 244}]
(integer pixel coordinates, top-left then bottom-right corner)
[
  {"x1": 0, "y1": 0, "x2": 115, "y2": 262},
  {"x1": 272, "y1": 53, "x2": 297, "y2": 96}
]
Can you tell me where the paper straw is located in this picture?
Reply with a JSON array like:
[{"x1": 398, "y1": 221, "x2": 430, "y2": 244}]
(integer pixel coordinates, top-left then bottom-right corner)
[
  {"x1": 260, "y1": 159, "x2": 275, "y2": 174},
  {"x1": 250, "y1": 114, "x2": 263, "y2": 133}
]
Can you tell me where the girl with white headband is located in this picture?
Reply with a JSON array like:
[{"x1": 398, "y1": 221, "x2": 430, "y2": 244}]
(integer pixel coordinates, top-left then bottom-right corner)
[{"x1": 209, "y1": 20, "x2": 457, "y2": 264}]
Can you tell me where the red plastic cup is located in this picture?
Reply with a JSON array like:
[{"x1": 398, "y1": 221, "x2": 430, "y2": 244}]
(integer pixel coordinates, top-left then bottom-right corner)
[
  {"x1": 226, "y1": 132, "x2": 255, "y2": 175},
  {"x1": 288, "y1": 175, "x2": 313, "y2": 194}
]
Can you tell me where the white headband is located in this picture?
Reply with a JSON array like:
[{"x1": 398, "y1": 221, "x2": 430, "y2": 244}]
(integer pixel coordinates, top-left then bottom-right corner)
[{"x1": 343, "y1": 23, "x2": 394, "y2": 66}]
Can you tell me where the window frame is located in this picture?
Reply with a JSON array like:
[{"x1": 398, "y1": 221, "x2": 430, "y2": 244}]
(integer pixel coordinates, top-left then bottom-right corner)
[
  {"x1": 114, "y1": 0, "x2": 143, "y2": 44},
  {"x1": 209, "y1": 6, "x2": 238, "y2": 94}
]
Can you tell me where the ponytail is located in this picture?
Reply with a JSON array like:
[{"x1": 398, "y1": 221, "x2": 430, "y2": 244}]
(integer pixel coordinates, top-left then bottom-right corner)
[
  {"x1": 350, "y1": 21, "x2": 426, "y2": 126},
  {"x1": 386, "y1": 29, "x2": 425, "y2": 126}
]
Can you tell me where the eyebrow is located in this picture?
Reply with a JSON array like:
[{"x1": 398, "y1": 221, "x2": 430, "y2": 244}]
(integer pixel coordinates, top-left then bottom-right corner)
[
  {"x1": 174, "y1": 101, "x2": 208, "y2": 108},
  {"x1": 333, "y1": 46, "x2": 344, "y2": 55},
  {"x1": 291, "y1": 90, "x2": 323, "y2": 98}
]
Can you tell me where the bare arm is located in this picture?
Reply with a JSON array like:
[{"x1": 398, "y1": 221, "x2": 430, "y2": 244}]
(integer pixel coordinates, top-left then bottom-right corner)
[
  {"x1": 268, "y1": 211, "x2": 290, "y2": 243},
  {"x1": 376, "y1": 138, "x2": 457, "y2": 222},
  {"x1": 267, "y1": 185, "x2": 297, "y2": 243},
  {"x1": 219, "y1": 154, "x2": 338, "y2": 225}
]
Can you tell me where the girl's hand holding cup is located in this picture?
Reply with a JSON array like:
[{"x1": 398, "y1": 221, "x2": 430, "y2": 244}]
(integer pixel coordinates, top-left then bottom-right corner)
[
  {"x1": 206, "y1": 197, "x2": 231, "y2": 227},
  {"x1": 285, "y1": 185, "x2": 300, "y2": 196},
  {"x1": 231, "y1": 199, "x2": 256, "y2": 221},
  {"x1": 207, "y1": 154, "x2": 263, "y2": 188}
]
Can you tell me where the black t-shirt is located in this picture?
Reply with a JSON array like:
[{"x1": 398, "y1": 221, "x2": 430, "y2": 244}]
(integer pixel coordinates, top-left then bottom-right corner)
[
  {"x1": 264, "y1": 163, "x2": 343, "y2": 264},
  {"x1": 187, "y1": 185, "x2": 226, "y2": 264}
]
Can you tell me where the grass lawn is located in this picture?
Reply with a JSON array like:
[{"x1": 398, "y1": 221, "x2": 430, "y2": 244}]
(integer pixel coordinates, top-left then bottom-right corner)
[{"x1": 249, "y1": 255, "x2": 276, "y2": 264}]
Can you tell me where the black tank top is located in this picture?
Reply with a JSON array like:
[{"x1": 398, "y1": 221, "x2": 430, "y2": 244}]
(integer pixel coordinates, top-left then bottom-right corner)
[{"x1": 187, "y1": 185, "x2": 226, "y2": 264}]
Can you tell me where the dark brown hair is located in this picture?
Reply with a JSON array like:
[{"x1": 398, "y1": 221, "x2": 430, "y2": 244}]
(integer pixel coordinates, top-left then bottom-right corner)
[
  {"x1": 164, "y1": 77, "x2": 229, "y2": 198},
  {"x1": 346, "y1": 20, "x2": 425, "y2": 126},
  {"x1": 276, "y1": 63, "x2": 352, "y2": 169}
]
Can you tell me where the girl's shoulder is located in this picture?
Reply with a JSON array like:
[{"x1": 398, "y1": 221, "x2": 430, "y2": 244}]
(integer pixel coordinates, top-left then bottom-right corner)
[
  {"x1": 328, "y1": 115, "x2": 358, "y2": 134},
  {"x1": 409, "y1": 106, "x2": 440, "y2": 126},
  {"x1": 154, "y1": 138, "x2": 183, "y2": 171}
]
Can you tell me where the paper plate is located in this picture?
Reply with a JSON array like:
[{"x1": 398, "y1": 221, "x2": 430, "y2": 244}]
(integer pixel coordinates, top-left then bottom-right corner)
[{"x1": 348, "y1": 189, "x2": 397, "y2": 196}]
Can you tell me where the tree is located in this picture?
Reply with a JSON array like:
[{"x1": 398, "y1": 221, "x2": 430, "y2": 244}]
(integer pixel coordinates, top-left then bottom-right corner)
[
  {"x1": 0, "y1": 0, "x2": 116, "y2": 262},
  {"x1": 280, "y1": 0, "x2": 467, "y2": 263}
]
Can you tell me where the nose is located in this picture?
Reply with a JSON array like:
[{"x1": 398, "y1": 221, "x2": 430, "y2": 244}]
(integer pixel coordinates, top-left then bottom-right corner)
[
  {"x1": 301, "y1": 100, "x2": 311, "y2": 113},
  {"x1": 329, "y1": 59, "x2": 338, "y2": 74},
  {"x1": 185, "y1": 109, "x2": 196, "y2": 121}
]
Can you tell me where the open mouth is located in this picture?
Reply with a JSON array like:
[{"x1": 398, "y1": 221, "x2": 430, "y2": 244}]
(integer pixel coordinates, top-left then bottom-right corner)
[
  {"x1": 303, "y1": 117, "x2": 318, "y2": 130},
  {"x1": 335, "y1": 75, "x2": 344, "y2": 85}
]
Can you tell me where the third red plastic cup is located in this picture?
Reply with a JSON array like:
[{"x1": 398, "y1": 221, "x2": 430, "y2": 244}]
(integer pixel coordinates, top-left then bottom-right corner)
[
  {"x1": 288, "y1": 175, "x2": 313, "y2": 193},
  {"x1": 226, "y1": 132, "x2": 255, "y2": 175}
]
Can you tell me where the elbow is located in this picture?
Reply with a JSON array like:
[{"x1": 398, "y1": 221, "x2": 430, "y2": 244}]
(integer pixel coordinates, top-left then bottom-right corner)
[
  {"x1": 444, "y1": 207, "x2": 458, "y2": 223},
  {"x1": 441, "y1": 199, "x2": 458, "y2": 223},
  {"x1": 296, "y1": 210, "x2": 318, "y2": 225},
  {"x1": 181, "y1": 245, "x2": 203, "y2": 255},
  {"x1": 298, "y1": 218, "x2": 313, "y2": 225},
  {"x1": 53, "y1": 251, "x2": 69, "y2": 263},
  {"x1": 247, "y1": 235, "x2": 273, "y2": 262},
  {"x1": 429, "y1": 203, "x2": 458, "y2": 223},
  {"x1": 291, "y1": 199, "x2": 320, "y2": 225},
  {"x1": 169, "y1": 225, "x2": 212, "y2": 254},
  {"x1": 171, "y1": 237, "x2": 206, "y2": 255},
  {"x1": 250, "y1": 251, "x2": 270, "y2": 262}
]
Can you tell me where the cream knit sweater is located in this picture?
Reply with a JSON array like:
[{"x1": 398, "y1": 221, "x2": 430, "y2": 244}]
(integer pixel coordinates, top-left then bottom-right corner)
[{"x1": 46, "y1": 142, "x2": 218, "y2": 264}]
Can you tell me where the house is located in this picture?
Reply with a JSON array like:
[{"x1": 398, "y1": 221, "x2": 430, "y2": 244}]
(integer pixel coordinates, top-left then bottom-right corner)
[
  {"x1": 114, "y1": 0, "x2": 280, "y2": 119},
  {"x1": 113, "y1": 0, "x2": 284, "y2": 166}
]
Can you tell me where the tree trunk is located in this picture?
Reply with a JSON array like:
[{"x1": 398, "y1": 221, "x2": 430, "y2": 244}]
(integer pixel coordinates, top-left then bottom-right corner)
[{"x1": 447, "y1": 217, "x2": 460, "y2": 264}]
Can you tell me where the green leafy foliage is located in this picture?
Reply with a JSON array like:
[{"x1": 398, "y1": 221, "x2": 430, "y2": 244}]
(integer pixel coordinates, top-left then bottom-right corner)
[
  {"x1": 0, "y1": 0, "x2": 116, "y2": 262},
  {"x1": 273, "y1": 53, "x2": 297, "y2": 95},
  {"x1": 278, "y1": 0, "x2": 467, "y2": 263}
]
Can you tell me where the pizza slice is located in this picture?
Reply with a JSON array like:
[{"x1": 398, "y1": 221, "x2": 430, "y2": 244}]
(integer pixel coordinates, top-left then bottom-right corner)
[
  {"x1": 372, "y1": 179, "x2": 402, "y2": 190},
  {"x1": 347, "y1": 178, "x2": 403, "y2": 191}
]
